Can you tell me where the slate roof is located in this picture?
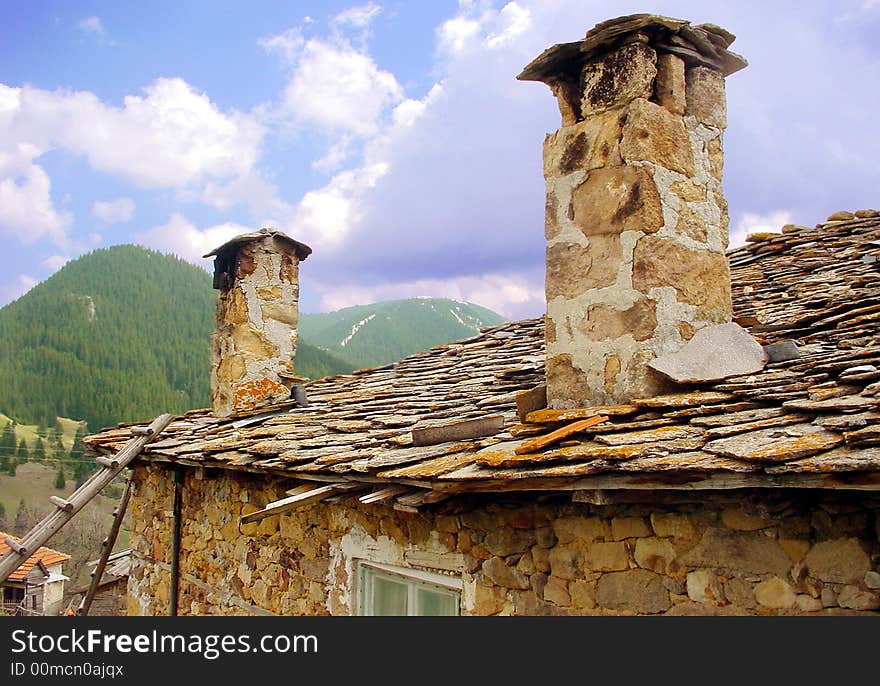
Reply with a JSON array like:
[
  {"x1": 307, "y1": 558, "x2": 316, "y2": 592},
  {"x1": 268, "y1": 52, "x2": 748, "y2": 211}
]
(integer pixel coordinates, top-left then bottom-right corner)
[
  {"x1": 84, "y1": 214, "x2": 880, "y2": 497},
  {"x1": 0, "y1": 534, "x2": 71, "y2": 583}
]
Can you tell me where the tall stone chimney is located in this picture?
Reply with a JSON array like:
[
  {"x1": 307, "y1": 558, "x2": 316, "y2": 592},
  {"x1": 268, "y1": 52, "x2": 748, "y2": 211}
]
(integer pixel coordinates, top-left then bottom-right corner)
[
  {"x1": 205, "y1": 229, "x2": 312, "y2": 417},
  {"x1": 519, "y1": 14, "x2": 747, "y2": 408}
]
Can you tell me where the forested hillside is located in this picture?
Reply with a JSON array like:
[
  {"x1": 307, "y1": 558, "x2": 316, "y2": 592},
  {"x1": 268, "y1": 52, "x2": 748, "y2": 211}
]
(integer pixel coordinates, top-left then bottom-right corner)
[
  {"x1": 300, "y1": 298, "x2": 506, "y2": 368},
  {"x1": 0, "y1": 246, "x2": 351, "y2": 431},
  {"x1": 0, "y1": 247, "x2": 505, "y2": 432}
]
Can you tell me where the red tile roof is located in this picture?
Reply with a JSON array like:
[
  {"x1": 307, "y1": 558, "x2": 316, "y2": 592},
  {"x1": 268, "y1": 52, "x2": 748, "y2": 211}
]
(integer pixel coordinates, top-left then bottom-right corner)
[{"x1": 1, "y1": 533, "x2": 71, "y2": 582}]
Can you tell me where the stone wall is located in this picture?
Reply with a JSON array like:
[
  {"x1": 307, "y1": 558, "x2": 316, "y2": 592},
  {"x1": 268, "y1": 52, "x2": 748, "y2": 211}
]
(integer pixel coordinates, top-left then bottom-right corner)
[
  {"x1": 128, "y1": 464, "x2": 880, "y2": 616},
  {"x1": 543, "y1": 37, "x2": 733, "y2": 407},
  {"x1": 210, "y1": 236, "x2": 302, "y2": 417}
]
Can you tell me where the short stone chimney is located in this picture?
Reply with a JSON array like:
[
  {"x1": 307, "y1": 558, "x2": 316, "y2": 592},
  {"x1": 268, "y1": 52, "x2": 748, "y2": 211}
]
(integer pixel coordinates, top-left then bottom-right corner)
[
  {"x1": 519, "y1": 14, "x2": 747, "y2": 407},
  {"x1": 205, "y1": 229, "x2": 312, "y2": 417}
]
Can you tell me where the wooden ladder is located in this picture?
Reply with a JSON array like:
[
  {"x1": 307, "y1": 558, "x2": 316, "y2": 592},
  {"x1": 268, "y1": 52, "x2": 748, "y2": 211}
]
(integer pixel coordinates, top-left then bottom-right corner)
[{"x1": 0, "y1": 413, "x2": 173, "y2": 586}]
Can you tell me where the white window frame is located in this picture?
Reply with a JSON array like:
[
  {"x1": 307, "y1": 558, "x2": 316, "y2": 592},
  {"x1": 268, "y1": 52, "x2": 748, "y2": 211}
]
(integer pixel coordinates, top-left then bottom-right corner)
[{"x1": 356, "y1": 561, "x2": 461, "y2": 616}]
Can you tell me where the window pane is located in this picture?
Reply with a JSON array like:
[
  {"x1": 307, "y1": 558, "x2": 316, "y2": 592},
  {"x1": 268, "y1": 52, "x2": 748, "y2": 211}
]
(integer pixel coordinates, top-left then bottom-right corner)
[
  {"x1": 415, "y1": 587, "x2": 458, "y2": 616},
  {"x1": 371, "y1": 575, "x2": 408, "y2": 616}
]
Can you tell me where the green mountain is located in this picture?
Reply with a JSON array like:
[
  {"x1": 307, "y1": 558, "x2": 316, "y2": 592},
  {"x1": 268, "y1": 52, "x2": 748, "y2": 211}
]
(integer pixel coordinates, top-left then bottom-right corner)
[
  {"x1": 0, "y1": 245, "x2": 351, "y2": 431},
  {"x1": 0, "y1": 246, "x2": 507, "y2": 432},
  {"x1": 300, "y1": 298, "x2": 507, "y2": 369}
]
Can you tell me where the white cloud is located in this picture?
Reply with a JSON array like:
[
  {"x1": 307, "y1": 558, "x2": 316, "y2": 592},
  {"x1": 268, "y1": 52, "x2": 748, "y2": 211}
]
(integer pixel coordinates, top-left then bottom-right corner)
[
  {"x1": 318, "y1": 271, "x2": 542, "y2": 319},
  {"x1": 41, "y1": 255, "x2": 70, "y2": 272},
  {"x1": 0, "y1": 139, "x2": 72, "y2": 245},
  {"x1": 731, "y1": 210, "x2": 793, "y2": 248},
  {"x1": 258, "y1": 26, "x2": 306, "y2": 64},
  {"x1": 92, "y1": 197, "x2": 135, "y2": 224},
  {"x1": 438, "y1": 16, "x2": 481, "y2": 55},
  {"x1": 485, "y1": 3, "x2": 532, "y2": 49},
  {"x1": 292, "y1": 162, "x2": 389, "y2": 247},
  {"x1": 78, "y1": 16, "x2": 105, "y2": 35},
  {"x1": 333, "y1": 3, "x2": 381, "y2": 29},
  {"x1": 136, "y1": 212, "x2": 251, "y2": 265},
  {"x1": 1, "y1": 78, "x2": 264, "y2": 190},
  {"x1": 280, "y1": 40, "x2": 404, "y2": 137}
]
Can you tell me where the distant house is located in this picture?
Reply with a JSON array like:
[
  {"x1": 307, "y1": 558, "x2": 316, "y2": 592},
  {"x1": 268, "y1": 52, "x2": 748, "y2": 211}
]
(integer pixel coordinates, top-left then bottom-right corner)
[
  {"x1": 85, "y1": 14, "x2": 880, "y2": 616},
  {"x1": 70, "y1": 550, "x2": 131, "y2": 616},
  {"x1": 0, "y1": 534, "x2": 70, "y2": 616}
]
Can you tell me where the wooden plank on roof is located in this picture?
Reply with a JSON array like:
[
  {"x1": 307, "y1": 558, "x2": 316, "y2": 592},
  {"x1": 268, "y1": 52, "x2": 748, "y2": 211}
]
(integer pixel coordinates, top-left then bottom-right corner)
[
  {"x1": 514, "y1": 415, "x2": 608, "y2": 455},
  {"x1": 411, "y1": 415, "x2": 504, "y2": 447},
  {"x1": 359, "y1": 485, "x2": 410, "y2": 504}
]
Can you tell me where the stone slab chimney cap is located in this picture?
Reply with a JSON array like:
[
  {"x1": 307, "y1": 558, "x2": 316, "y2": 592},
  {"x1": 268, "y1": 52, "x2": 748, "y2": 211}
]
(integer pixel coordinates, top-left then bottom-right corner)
[
  {"x1": 517, "y1": 13, "x2": 747, "y2": 82},
  {"x1": 203, "y1": 227, "x2": 312, "y2": 261}
]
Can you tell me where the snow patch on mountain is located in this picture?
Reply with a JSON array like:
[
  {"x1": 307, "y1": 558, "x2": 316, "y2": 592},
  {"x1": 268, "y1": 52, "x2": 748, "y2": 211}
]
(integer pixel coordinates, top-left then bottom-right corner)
[{"x1": 340, "y1": 314, "x2": 376, "y2": 348}]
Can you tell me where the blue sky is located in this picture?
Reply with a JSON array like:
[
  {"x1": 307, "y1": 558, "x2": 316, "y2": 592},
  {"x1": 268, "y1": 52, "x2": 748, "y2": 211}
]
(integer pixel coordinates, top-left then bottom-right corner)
[{"x1": 2, "y1": 1, "x2": 879, "y2": 319}]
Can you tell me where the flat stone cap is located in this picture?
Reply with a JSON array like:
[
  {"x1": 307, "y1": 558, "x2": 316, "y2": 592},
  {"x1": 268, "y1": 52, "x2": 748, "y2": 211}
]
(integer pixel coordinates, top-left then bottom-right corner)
[
  {"x1": 518, "y1": 13, "x2": 747, "y2": 83},
  {"x1": 203, "y1": 228, "x2": 312, "y2": 261}
]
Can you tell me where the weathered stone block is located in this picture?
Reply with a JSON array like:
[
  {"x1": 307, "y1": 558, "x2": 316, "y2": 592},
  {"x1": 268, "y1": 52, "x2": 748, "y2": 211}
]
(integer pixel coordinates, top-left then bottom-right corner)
[
  {"x1": 570, "y1": 166, "x2": 664, "y2": 236},
  {"x1": 670, "y1": 178, "x2": 707, "y2": 203},
  {"x1": 681, "y1": 528, "x2": 791, "y2": 576},
  {"x1": 553, "y1": 516, "x2": 606, "y2": 543},
  {"x1": 436, "y1": 515, "x2": 460, "y2": 533},
  {"x1": 545, "y1": 237, "x2": 620, "y2": 299},
  {"x1": 543, "y1": 576, "x2": 572, "y2": 606},
  {"x1": 481, "y1": 556, "x2": 530, "y2": 590},
  {"x1": 545, "y1": 354, "x2": 592, "y2": 408},
  {"x1": 483, "y1": 528, "x2": 535, "y2": 557},
  {"x1": 512, "y1": 591, "x2": 569, "y2": 616},
  {"x1": 578, "y1": 298, "x2": 658, "y2": 343},
  {"x1": 803, "y1": 538, "x2": 870, "y2": 584},
  {"x1": 620, "y1": 98, "x2": 695, "y2": 176},
  {"x1": 651, "y1": 512, "x2": 696, "y2": 539},
  {"x1": 795, "y1": 594, "x2": 823, "y2": 612},
  {"x1": 723, "y1": 577, "x2": 757, "y2": 610},
  {"x1": 530, "y1": 572, "x2": 548, "y2": 597},
  {"x1": 260, "y1": 301, "x2": 298, "y2": 327},
  {"x1": 516, "y1": 551, "x2": 536, "y2": 576},
  {"x1": 543, "y1": 108, "x2": 625, "y2": 177},
  {"x1": 596, "y1": 569, "x2": 671, "y2": 614},
  {"x1": 686, "y1": 569, "x2": 726, "y2": 605},
  {"x1": 581, "y1": 42, "x2": 657, "y2": 115},
  {"x1": 535, "y1": 525, "x2": 557, "y2": 549},
  {"x1": 548, "y1": 545, "x2": 581, "y2": 580},
  {"x1": 674, "y1": 203, "x2": 708, "y2": 242},
  {"x1": 721, "y1": 508, "x2": 772, "y2": 532},
  {"x1": 634, "y1": 537, "x2": 677, "y2": 574},
  {"x1": 632, "y1": 236, "x2": 732, "y2": 320},
  {"x1": 655, "y1": 53, "x2": 686, "y2": 115},
  {"x1": 837, "y1": 586, "x2": 880, "y2": 610},
  {"x1": 471, "y1": 584, "x2": 507, "y2": 616},
  {"x1": 569, "y1": 580, "x2": 597, "y2": 610},
  {"x1": 516, "y1": 384, "x2": 547, "y2": 422},
  {"x1": 584, "y1": 541, "x2": 629, "y2": 572},
  {"x1": 532, "y1": 545, "x2": 551, "y2": 573},
  {"x1": 754, "y1": 577, "x2": 796, "y2": 610},
  {"x1": 610, "y1": 516, "x2": 653, "y2": 540},
  {"x1": 686, "y1": 66, "x2": 727, "y2": 129}
]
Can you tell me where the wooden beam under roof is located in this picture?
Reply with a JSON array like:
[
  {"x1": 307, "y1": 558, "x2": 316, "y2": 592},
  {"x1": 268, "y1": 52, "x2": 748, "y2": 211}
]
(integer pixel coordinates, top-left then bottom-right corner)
[{"x1": 239, "y1": 482, "x2": 366, "y2": 525}]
